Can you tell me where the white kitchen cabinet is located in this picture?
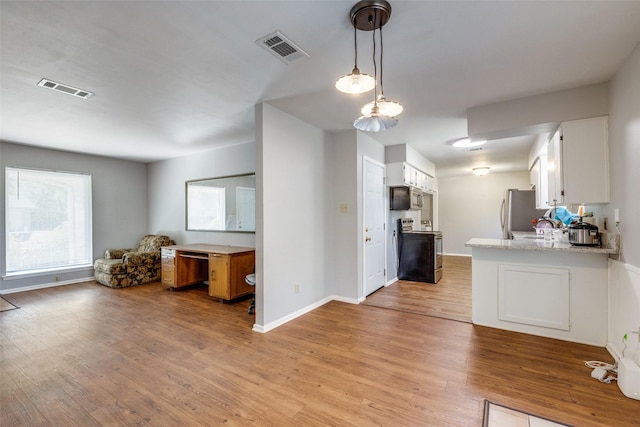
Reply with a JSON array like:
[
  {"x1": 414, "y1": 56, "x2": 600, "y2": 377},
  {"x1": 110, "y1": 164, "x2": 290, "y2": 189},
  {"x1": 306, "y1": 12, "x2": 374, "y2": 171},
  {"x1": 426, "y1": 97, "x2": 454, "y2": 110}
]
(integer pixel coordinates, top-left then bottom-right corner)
[
  {"x1": 498, "y1": 264, "x2": 570, "y2": 331},
  {"x1": 469, "y1": 245, "x2": 608, "y2": 346},
  {"x1": 530, "y1": 156, "x2": 550, "y2": 209},
  {"x1": 529, "y1": 158, "x2": 539, "y2": 190},
  {"x1": 536, "y1": 145, "x2": 550, "y2": 209},
  {"x1": 561, "y1": 116, "x2": 609, "y2": 204},
  {"x1": 547, "y1": 129, "x2": 562, "y2": 205},
  {"x1": 546, "y1": 116, "x2": 609, "y2": 205},
  {"x1": 386, "y1": 162, "x2": 435, "y2": 193}
]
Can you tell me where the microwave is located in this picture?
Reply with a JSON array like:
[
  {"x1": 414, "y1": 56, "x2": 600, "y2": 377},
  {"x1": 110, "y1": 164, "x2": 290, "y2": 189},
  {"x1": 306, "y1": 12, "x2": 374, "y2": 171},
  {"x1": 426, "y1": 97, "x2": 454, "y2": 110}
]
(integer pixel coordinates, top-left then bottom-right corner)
[{"x1": 390, "y1": 186, "x2": 423, "y2": 210}]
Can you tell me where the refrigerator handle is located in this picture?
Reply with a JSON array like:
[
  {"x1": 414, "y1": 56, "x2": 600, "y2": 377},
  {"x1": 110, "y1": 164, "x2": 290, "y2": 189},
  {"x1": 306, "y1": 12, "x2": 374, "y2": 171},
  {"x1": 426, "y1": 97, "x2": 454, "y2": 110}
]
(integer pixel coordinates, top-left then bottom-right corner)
[{"x1": 500, "y1": 198, "x2": 505, "y2": 231}]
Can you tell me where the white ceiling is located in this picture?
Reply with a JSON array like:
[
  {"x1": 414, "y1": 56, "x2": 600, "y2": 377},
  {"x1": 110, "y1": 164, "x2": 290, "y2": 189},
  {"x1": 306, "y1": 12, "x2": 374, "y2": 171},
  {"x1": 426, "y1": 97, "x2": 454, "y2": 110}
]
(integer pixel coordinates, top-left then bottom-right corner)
[{"x1": 2, "y1": 1, "x2": 640, "y2": 177}]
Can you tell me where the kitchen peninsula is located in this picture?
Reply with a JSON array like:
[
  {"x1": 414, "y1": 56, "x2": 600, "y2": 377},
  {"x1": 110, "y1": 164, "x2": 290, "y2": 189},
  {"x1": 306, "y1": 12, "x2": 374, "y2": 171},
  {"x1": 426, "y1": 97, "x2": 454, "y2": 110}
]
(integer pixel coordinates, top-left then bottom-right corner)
[{"x1": 466, "y1": 235, "x2": 619, "y2": 346}]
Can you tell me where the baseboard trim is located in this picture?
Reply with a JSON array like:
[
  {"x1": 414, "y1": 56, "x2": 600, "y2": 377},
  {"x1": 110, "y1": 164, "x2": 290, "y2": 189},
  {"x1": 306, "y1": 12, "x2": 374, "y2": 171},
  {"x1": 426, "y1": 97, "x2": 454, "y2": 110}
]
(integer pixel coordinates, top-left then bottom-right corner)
[
  {"x1": 252, "y1": 296, "x2": 334, "y2": 333},
  {"x1": 1, "y1": 277, "x2": 95, "y2": 294},
  {"x1": 332, "y1": 295, "x2": 361, "y2": 305}
]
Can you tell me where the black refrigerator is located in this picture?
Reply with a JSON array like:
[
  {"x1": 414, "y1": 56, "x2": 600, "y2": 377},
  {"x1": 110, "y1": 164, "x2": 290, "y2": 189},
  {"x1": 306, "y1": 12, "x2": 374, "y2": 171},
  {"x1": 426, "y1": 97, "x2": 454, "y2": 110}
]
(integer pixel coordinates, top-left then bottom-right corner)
[{"x1": 397, "y1": 219, "x2": 443, "y2": 284}]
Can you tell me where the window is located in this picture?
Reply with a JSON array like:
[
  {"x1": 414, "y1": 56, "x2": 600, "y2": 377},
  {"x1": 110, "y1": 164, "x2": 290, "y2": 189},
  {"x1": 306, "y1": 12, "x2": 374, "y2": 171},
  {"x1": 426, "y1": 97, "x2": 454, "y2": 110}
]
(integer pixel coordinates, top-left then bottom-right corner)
[
  {"x1": 186, "y1": 185, "x2": 226, "y2": 231},
  {"x1": 5, "y1": 167, "x2": 92, "y2": 275}
]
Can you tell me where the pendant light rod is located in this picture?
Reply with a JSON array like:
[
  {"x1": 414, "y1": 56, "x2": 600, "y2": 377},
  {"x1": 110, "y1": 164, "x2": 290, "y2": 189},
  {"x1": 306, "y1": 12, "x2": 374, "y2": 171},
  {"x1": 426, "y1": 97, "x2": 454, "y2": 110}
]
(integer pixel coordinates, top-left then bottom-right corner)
[
  {"x1": 379, "y1": 15, "x2": 384, "y2": 96},
  {"x1": 353, "y1": 25, "x2": 358, "y2": 68},
  {"x1": 371, "y1": 10, "x2": 378, "y2": 104}
]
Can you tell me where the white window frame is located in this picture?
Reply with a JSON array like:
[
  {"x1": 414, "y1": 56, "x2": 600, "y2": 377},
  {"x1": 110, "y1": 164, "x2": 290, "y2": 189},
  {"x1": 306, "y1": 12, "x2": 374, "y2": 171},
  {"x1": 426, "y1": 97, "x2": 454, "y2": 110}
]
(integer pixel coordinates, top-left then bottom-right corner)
[{"x1": 5, "y1": 167, "x2": 93, "y2": 277}]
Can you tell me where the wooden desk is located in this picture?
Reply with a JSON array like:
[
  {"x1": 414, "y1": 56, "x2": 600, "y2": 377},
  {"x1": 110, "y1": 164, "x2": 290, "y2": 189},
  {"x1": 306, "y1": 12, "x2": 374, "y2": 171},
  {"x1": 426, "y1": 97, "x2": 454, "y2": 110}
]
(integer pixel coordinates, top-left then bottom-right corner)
[{"x1": 161, "y1": 244, "x2": 255, "y2": 300}]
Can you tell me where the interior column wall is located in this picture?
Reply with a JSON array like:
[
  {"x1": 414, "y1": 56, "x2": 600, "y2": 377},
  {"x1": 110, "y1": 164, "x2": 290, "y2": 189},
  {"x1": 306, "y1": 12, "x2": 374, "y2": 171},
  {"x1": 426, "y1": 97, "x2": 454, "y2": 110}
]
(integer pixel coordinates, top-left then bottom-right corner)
[{"x1": 255, "y1": 103, "x2": 333, "y2": 331}]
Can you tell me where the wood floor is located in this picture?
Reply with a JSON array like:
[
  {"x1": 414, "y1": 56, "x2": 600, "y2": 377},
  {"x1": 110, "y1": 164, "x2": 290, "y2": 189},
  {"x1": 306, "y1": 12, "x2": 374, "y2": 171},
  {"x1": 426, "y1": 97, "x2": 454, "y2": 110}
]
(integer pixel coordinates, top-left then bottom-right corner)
[
  {"x1": 363, "y1": 255, "x2": 472, "y2": 322},
  {"x1": 1, "y1": 277, "x2": 637, "y2": 426}
]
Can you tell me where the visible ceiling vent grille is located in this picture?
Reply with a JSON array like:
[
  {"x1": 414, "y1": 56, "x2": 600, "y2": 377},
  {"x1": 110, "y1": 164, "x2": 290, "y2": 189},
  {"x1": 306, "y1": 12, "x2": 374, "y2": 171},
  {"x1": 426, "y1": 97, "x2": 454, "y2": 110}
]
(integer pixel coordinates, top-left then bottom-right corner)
[
  {"x1": 465, "y1": 147, "x2": 484, "y2": 152},
  {"x1": 37, "y1": 78, "x2": 94, "y2": 99},
  {"x1": 256, "y1": 31, "x2": 309, "y2": 64}
]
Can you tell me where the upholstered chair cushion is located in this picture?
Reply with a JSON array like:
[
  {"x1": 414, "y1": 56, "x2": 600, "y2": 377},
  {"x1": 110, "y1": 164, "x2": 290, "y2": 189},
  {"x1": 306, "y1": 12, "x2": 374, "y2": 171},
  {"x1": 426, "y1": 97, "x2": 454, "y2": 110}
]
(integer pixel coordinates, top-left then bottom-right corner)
[
  {"x1": 94, "y1": 259, "x2": 127, "y2": 275},
  {"x1": 94, "y1": 234, "x2": 174, "y2": 288}
]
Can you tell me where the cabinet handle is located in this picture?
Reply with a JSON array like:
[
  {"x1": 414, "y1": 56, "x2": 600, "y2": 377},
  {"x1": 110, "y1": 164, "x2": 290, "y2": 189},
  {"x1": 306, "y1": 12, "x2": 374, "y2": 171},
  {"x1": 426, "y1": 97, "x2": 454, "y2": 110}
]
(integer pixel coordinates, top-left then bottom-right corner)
[{"x1": 365, "y1": 237, "x2": 371, "y2": 242}]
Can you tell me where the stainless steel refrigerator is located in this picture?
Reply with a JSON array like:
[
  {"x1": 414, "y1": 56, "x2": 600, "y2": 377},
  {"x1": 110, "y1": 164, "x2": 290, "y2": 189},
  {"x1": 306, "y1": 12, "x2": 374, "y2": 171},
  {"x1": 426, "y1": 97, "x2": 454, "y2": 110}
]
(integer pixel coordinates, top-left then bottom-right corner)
[{"x1": 500, "y1": 189, "x2": 547, "y2": 239}]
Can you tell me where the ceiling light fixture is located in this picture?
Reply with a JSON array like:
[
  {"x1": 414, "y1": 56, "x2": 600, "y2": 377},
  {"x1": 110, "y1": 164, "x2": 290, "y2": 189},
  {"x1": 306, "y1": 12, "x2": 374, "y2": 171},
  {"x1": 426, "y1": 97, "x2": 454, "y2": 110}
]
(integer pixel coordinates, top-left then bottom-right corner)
[
  {"x1": 335, "y1": 25, "x2": 375, "y2": 94},
  {"x1": 349, "y1": 0, "x2": 401, "y2": 132},
  {"x1": 453, "y1": 137, "x2": 487, "y2": 148},
  {"x1": 472, "y1": 167, "x2": 491, "y2": 176}
]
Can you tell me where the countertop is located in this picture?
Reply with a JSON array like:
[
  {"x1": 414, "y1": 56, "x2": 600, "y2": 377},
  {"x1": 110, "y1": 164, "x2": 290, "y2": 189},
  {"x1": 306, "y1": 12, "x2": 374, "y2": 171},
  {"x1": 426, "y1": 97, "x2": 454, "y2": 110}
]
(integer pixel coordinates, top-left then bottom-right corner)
[
  {"x1": 465, "y1": 235, "x2": 619, "y2": 254},
  {"x1": 163, "y1": 244, "x2": 255, "y2": 255}
]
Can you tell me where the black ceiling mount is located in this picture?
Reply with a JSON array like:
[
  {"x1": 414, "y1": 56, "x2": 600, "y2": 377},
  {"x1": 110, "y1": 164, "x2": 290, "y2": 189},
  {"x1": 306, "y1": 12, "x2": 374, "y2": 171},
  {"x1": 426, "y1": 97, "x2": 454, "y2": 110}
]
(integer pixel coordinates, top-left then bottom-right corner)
[{"x1": 349, "y1": 0, "x2": 392, "y2": 31}]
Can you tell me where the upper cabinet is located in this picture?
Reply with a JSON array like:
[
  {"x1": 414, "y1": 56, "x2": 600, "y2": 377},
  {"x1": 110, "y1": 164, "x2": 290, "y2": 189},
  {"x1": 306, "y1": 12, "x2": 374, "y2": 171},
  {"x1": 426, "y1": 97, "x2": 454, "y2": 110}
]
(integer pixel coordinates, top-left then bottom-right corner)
[
  {"x1": 561, "y1": 116, "x2": 609, "y2": 204},
  {"x1": 546, "y1": 129, "x2": 562, "y2": 205},
  {"x1": 386, "y1": 162, "x2": 436, "y2": 193},
  {"x1": 543, "y1": 116, "x2": 609, "y2": 206}
]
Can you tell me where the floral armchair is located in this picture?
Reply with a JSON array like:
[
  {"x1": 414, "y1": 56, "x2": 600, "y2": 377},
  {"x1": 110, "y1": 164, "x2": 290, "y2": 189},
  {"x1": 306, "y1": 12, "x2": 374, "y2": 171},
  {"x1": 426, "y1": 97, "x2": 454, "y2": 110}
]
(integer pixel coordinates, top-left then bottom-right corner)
[{"x1": 94, "y1": 234, "x2": 174, "y2": 288}]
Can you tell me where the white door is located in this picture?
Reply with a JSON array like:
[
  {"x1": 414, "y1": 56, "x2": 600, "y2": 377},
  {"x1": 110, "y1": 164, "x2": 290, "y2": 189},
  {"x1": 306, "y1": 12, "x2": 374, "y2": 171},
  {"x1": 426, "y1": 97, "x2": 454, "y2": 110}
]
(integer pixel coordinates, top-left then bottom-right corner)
[{"x1": 364, "y1": 157, "x2": 386, "y2": 296}]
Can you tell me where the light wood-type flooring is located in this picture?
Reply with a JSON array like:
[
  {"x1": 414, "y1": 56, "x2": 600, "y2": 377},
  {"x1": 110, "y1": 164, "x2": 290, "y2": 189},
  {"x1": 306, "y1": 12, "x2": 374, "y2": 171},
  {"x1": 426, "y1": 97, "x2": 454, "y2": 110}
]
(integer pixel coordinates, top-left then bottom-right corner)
[
  {"x1": 1, "y1": 270, "x2": 637, "y2": 426},
  {"x1": 363, "y1": 256, "x2": 472, "y2": 322}
]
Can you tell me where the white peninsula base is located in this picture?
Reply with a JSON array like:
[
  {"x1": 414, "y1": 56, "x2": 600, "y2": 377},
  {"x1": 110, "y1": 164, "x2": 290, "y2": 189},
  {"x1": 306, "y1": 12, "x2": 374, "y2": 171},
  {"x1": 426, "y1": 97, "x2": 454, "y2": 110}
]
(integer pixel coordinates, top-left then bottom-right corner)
[{"x1": 467, "y1": 239, "x2": 613, "y2": 346}]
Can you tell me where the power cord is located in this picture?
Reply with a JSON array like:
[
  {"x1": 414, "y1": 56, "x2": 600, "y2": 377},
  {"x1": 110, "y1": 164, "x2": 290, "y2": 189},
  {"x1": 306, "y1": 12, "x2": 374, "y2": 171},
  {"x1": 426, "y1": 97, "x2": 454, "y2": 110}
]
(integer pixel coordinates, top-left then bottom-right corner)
[{"x1": 584, "y1": 360, "x2": 617, "y2": 383}]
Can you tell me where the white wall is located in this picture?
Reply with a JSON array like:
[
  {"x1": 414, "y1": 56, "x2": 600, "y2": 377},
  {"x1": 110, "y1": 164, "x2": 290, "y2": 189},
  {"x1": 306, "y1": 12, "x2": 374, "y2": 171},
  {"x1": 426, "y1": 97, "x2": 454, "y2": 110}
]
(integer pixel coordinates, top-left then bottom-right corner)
[
  {"x1": 256, "y1": 103, "x2": 333, "y2": 330},
  {"x1": 329, "y1": 131, "x2": 358, "y2": 300},
  {"x1": 467, "y1": 83, "x2": 609, "y2": 140},
  {"x1": 606, "y1": 42, "x2": 640, "y2": 360},
  {"x1": 0, "y1": 142, "x2": 148, "y2": 291},
  {"x1": 147, "y1": 142, "x2": 256, "y2": 248},
  {"x1": 438, "y1": 172, "x2": 530, "y2": 255}
]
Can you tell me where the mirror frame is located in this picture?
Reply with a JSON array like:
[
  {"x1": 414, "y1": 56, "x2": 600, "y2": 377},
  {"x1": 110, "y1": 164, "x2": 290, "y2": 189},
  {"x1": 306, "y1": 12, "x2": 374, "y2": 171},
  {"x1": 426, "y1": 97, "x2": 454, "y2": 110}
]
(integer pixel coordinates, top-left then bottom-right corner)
[{"x1": 185, "y1": 173, "x2": 256, "y2": 233}]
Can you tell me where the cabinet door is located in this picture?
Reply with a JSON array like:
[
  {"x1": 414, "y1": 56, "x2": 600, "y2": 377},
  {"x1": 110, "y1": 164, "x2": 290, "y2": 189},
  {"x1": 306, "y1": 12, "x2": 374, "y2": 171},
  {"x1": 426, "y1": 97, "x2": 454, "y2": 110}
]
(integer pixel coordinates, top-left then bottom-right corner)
[
  {"x1": 536, "y1": 145, "x2": 550, "y2": 209},
  {"x1": 209, "y1": 254, "x2": 230, "y2": 299},
  {"x1": 529, "y1": 158, "x2": 539, "y2": 190},
  {"x1": 547, "y1": 130, "x2": 563, "y2": 205},
  {"x1": 561, "y1": 116, "x2": 609, "y2": 204},
  {"x1": 228, "y1": 252, "x2": 256, "y2": 299},
  {"x1": 403, "y1": 164, "x2": 412, "y2": 186},
  {"x1": 498, "y1": 264, "x2": 570, "y2": 331}
]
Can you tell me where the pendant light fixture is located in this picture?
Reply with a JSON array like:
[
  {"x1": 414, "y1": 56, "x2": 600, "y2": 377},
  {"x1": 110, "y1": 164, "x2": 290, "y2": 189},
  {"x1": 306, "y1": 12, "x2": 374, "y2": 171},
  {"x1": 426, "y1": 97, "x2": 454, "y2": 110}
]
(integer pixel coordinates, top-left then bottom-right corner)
[
  {"x1": 359, "y1": 12, "x2": 403, "y2": 117},
  {"x1": 349, "y1": 0, "x2": 400, "y2": 132},
  {"x1": 335, "y1": 25, "x2": 376, "y2": 94}
]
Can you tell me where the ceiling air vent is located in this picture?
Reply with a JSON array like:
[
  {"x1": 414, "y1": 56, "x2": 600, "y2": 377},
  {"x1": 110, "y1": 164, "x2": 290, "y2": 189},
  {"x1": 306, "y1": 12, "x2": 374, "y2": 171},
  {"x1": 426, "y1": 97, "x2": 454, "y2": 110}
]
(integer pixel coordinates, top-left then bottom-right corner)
[
  {"x1": 256, "y1": 31, "x2": 309, "y2": 64},
  {"x1": 37, "y1": 78, "x2": 94, "y2": 99},
  {"x1": 465, "y1": 147, "x2": 484, "y2": 152}
]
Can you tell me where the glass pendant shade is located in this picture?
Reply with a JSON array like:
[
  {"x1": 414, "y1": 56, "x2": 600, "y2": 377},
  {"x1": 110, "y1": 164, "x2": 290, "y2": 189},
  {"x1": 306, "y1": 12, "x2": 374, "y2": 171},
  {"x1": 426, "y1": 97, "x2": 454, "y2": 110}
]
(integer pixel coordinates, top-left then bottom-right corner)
[
  {"x1": 353, "y1": 105, "x2": 398, "y2": 132},
  {"x1": 335, "y1": 67, "x2": 376, "y2": 94},
  {"x1": 361, "y1": 94, "x2": 403, "y2": 116}
]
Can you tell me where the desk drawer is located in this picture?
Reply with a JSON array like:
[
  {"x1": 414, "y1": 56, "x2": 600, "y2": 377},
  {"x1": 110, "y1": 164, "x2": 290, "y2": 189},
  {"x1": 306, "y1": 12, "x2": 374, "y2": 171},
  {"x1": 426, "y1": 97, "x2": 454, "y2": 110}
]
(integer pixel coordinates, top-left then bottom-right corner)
[{"x1": 162, "y1": 264, "x2": 176, "y2": 287}]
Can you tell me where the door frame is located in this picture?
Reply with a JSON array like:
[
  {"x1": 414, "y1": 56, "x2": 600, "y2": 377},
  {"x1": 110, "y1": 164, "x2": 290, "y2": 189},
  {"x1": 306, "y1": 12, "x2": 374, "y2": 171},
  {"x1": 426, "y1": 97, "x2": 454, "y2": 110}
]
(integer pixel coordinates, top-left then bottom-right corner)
[{"x1": 362, "y1": 155, "x2": 387, "y2": 297}]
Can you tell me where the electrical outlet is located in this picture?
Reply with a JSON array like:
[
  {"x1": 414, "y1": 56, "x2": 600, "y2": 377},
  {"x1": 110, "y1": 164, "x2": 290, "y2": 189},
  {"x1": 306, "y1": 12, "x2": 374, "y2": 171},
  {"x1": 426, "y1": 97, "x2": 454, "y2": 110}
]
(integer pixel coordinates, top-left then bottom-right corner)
[
  {"x1": 294, "y1": 284, "x2": 300, "y2": 294},
  {"x1": 614, "y1": 208, "x2": 620, "y2": 223},
  {"x1": 55, "y1": 276, "x2": 60, "y2": 282},
  {"x1": 339, "y1": 204, "x2": 348, "y2": 214}
]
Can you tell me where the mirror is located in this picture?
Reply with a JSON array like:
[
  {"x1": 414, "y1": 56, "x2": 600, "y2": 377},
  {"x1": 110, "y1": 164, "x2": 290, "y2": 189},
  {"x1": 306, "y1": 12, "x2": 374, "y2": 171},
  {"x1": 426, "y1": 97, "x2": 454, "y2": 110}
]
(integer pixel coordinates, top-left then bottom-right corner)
[{"x1": 186, "y1": 173, "x2": 255, "y2": 232}]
